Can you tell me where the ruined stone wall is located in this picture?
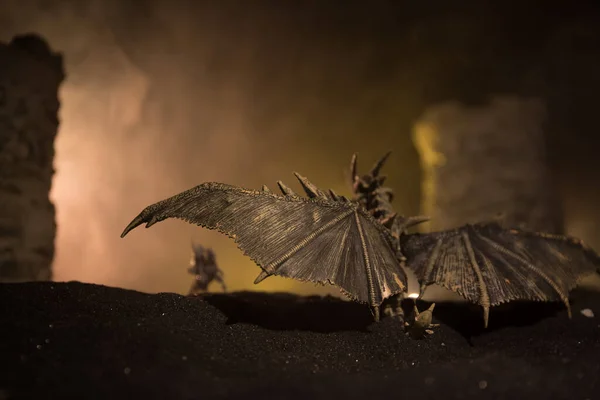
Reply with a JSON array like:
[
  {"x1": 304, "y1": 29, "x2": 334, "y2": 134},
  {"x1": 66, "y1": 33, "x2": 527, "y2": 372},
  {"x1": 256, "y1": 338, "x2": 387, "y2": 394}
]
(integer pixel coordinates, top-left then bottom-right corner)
[
  {"x1": 412, "y1": 96, "x2": 563, "y2": 234},
  {"x1": 0, "y1": 34, "x2": 64, "y2": 282}
]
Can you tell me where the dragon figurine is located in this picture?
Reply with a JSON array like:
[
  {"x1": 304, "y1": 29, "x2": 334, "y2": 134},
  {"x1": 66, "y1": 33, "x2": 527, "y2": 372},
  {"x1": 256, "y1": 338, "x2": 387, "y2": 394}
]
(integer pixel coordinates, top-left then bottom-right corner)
[{"x1": 121, "y1": 152, "x2": 600, "y2": 329}]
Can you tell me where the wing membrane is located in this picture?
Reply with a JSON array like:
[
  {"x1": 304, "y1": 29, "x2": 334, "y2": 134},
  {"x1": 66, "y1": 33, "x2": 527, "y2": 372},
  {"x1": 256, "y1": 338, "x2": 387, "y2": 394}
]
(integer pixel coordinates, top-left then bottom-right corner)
[
  {"x1": 121, "y1": 182, "x2": 406, "y2": 306},
  {"x1": 402, "y1": 222, "x2": 600, "y2": 327}
]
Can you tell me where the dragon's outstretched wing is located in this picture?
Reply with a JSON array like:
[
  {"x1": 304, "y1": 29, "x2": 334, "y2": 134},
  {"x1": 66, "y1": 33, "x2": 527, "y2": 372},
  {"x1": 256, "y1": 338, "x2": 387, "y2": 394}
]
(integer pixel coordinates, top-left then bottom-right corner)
[
  {"x1": 121, "y1": 178, "x2": 407, "y2": 319},
  {"x1": 402, "y1": 222, "x2": 600, "y2": 328}
]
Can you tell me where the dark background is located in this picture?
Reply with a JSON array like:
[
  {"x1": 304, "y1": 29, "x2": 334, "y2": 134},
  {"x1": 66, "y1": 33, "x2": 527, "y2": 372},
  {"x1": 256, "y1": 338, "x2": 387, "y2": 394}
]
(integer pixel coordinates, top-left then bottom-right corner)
[{"x1": 1, "y1": 0, "x2": 599, "y2": 296}]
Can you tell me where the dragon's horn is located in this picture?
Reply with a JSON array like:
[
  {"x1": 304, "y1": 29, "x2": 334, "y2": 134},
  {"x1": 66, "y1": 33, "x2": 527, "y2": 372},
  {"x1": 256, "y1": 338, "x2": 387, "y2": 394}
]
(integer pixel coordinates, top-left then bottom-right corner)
[{"x1": 369, "y1": 151, "x2": 392, "y2": 177}]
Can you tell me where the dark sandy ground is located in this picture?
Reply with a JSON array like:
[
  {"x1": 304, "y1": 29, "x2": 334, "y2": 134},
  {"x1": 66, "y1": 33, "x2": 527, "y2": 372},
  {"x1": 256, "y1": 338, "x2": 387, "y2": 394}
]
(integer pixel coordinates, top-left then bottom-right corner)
[{"x1": 1, "y1": 281, "x2": 599, "y2": 399}]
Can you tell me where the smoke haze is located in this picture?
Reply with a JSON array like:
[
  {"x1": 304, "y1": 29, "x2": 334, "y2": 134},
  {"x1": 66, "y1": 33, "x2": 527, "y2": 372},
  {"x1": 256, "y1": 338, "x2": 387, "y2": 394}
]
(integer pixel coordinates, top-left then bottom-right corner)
[
  {"x1": 0, "y1": 0, "x2": 421, "y2": 296},
  {"x1": 2, "y1": 0, "x2": 600, "y2": 296}
]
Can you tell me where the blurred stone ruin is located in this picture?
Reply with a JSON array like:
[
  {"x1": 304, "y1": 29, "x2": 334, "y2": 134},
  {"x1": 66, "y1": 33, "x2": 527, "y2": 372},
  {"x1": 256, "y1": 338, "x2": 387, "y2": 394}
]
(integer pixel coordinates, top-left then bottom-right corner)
[
  {"x1": 413, "y1": 96, "x2": 563, "y2": 234},
  {"x1": 0, "y1": 34, "x2": 64, "y2": 282}
]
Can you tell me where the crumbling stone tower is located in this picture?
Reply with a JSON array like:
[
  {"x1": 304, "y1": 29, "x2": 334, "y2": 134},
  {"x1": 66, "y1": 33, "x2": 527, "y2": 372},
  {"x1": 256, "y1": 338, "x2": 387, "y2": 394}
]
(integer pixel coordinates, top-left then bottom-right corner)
[
  {"x1": 412, "y1": 96, "x2": 563, "y2": 234},
  {"x1": 0, "y1": 34, "x2": 64, "y2": 282}
]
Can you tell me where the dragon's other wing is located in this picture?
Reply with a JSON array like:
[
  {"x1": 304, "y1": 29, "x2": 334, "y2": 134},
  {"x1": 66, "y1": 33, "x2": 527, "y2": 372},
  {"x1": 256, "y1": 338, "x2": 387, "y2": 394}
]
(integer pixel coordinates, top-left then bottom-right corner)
[
  {"x1": 401, "y1": 222, "x2": 600, "y2": 328},
  {"x1": 121, "y1": 181, "x2": 407, "y2": 316}
]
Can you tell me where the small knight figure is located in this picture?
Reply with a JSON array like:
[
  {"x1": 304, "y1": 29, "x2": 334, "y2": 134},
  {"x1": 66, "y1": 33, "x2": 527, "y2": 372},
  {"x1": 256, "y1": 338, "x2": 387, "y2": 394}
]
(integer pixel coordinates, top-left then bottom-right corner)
[{"x1": 187, "y1": 242, "x2": 227, "y2": 295}]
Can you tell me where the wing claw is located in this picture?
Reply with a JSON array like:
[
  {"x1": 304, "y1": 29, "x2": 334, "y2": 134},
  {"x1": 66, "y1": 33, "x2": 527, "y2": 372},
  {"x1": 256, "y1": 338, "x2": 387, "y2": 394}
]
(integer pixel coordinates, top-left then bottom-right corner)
[
  {"x1": 121, "y1": 213, "x2": 147, "y2": 238},
  {"x1": 254, "y1": 270, "x2": 270, "y2": 284}
]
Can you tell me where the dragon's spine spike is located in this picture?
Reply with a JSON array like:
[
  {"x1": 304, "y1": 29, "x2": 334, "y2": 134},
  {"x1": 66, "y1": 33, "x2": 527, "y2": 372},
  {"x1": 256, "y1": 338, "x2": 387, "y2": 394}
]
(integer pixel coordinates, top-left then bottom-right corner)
[
  {"x1": 372, "y1": 206, "x2": 389, "y2": 215},
  {"x1": 350, "y1": 153, "x2": 358, "y2": 184},
  {"x1": 254, "y1": 270, "x2": 270, "y2": 284},
  {"x1": 277, "y1": 181, "x2": 297, "y2": 197},
  {"x1": 369, "y1": 151, "x2": 392, "y2": 177},
  {"x1": 380, "y1": 213, "x2": 397, "y2": 229},
  {"x1": 377, "y1": 187, "x2": 394, "y2": 197},
  {"x1": 261, "y1": 185, "x2": 271, "y2": 193},
  {"x1": 328, "y1": 189, "x2": 340, "y2": 201},
  {"x1": 292, "y1": 172, "x2": 328, "y2": 200},
  {"x1": 349, "y1": 151, "x2": 398, "y2": 225}
]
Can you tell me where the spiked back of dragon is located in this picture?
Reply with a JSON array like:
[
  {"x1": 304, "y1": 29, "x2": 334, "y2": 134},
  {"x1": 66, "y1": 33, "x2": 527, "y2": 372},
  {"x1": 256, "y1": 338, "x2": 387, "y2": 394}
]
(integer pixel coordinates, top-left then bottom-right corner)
[{"x1": 350, "y1": 152, "x2": 429, "y2": 256}]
